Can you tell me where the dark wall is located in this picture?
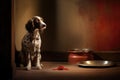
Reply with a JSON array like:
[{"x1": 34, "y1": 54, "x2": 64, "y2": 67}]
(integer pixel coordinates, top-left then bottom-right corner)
[
  {"x1": 40, "y1": 0, "x2": 58, "y2": 52},
  {"x1": 0, "y1": 0, "x2": 12, "y2": 79}
]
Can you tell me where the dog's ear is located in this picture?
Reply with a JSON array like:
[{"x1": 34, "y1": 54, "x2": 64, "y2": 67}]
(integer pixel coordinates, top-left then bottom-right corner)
[{"x1": 25, "y1": 19, "x2": 35, "y2": 33}]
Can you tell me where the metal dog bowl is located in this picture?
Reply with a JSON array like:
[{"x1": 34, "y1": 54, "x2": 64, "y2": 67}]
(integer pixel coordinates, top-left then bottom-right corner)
[{"x1": 77, "y1": 60, "x2": 115, "y2": 68}]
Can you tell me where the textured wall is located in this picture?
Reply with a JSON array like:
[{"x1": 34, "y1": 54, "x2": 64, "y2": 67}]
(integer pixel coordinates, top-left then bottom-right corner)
[
  {"x1": 57, "y1": 0, "x2": 120, "y2": 51},
  {"x1": 14, "y1": 0, "x2": 120, "y2": 52}
]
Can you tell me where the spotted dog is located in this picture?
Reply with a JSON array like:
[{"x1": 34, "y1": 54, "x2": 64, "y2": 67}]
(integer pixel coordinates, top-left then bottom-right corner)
[{"x1": 20, "y1": 16, "x2": 46, "y2": 70}]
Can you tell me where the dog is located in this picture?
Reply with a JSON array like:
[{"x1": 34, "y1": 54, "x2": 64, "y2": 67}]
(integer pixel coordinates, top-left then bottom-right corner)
[{"x1": 20, "y1": 16, "x2": 46, "y2": 70}]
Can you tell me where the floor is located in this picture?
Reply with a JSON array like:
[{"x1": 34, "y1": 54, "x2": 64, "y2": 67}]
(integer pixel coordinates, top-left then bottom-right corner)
[{"x1": 13, "y1": 62, "x2": 120, "y2": 80}]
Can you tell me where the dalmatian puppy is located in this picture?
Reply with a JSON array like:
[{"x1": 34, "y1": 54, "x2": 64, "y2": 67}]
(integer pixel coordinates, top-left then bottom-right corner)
[{"x1": 20, "y1": 16, "x2": 46, "y2": 70}]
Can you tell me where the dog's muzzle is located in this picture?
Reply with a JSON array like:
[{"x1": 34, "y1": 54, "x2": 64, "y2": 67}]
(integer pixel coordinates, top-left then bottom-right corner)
[{"x1": 40, "y1": 22, "x2": 46, "y2": 30}]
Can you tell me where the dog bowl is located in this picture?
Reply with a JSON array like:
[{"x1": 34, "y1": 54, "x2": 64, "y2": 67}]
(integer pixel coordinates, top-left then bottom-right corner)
[
  {"x1": 77, "y1": 60, "x2": 115, "y2": 68},
  {"x1": 68, "y1": 48, "x2": 94, "y2": 64}
]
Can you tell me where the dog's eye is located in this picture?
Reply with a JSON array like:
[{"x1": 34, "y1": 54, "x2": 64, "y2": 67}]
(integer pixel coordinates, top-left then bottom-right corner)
[{"x1": 34, "y1": 19, "x2": 40, "y2": 23}]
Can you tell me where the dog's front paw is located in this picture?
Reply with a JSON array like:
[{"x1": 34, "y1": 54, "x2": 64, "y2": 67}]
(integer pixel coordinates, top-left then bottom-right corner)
[
  {"x1": 36, "y1": 64, "x2": 43, "y2": 70},
  {"x1": 26, "y1": 66, "x2": 31, "y2": 70},
  {"x1": 41, "y1": 64, "x2": 44, "y2": 67}
]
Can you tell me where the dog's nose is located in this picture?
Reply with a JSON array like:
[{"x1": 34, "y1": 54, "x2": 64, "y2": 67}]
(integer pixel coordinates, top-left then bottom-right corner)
[
  {"x1": 42, "y1": 24, "x2": 46, "y2": 27},
  {"x1": 41, "y1": 23, "x2": 46, "y2": 29}
]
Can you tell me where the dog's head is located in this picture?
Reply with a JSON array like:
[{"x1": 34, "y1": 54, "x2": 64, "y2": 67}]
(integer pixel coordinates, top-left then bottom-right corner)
[{"x1": 25, "y1": 16, "x2": 46, "y2": 33}]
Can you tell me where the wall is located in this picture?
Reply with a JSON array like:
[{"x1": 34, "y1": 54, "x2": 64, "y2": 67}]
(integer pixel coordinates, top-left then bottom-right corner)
[
  {"x1": 14, "y1": 0, "x2": 41, "y2": 51},
  {"x1": 14, "y1": 0, "x2": 57, "y2": 52},
  {"x1": 14, "y1": 0, "x2": 120, "y2": 52},
  {"x1": 57, "y1": 0, "x2": 120, "y2": 51}
]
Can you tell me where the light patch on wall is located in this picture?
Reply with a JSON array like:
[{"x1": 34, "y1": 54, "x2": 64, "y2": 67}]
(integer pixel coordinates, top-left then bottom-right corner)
[
  {"x1": 57, "y1": 0, "x2": 83, "y2": 51},
  {"x1": 14, "y1": 0, "x2": 41, "y2": 51},
  {"x1": 57, "y1": 0, "x2": 96, "y2": 51}
]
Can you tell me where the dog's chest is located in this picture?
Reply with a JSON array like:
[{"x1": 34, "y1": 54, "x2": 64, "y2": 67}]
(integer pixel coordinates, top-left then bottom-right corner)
[
  {"x1": 32, "y1": 30, "x2": 41, "y2": 46},
  {"x1": 22, "y1": 32, "x2": 41, "y2": 51}
]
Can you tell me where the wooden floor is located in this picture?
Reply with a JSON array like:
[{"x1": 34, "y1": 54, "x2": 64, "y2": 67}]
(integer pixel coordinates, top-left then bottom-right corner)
[{"x1": 13, "y1": 62, "x2": 120, "y2": 80}]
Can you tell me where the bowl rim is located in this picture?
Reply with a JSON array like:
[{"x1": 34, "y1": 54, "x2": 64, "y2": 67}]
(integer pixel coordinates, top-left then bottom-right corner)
[{"x1": 77, "y1": 60, "x2": 115, "y2": 67}]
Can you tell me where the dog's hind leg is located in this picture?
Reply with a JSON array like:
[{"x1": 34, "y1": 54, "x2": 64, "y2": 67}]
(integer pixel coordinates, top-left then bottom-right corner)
[{"x1": 19, "y1": 52, "x2": 24, "y2": 67}]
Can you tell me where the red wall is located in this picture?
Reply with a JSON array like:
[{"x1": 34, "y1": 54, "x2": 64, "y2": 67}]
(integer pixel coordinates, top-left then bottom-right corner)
[
  {"x1": 79, "y1": 0, "x2": 120, "y2": 51},
  {"x1": 95, "y1": 0, "x2": 120, "y2": 51}
]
